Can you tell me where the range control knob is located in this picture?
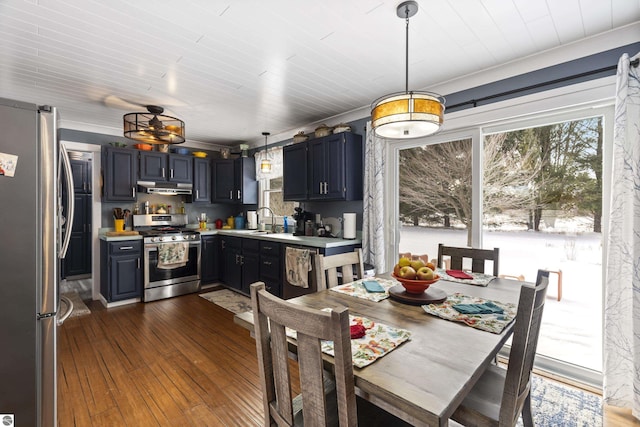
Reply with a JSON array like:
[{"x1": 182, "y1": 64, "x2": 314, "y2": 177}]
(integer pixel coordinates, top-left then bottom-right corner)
[{"x1": 172, "y1": 235, "x2": 177, "y2": 240}]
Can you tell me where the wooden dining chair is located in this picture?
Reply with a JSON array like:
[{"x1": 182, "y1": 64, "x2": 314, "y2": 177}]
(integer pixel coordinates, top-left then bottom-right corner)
[
  {"x1": 437, "y1": 244, "x2": 500, "y2": 276},
  {"x1": 450, "y1": 270, "x2": 550, "y2": 427},
  {"x1": 314, "y1": 248, "x2": 365, "y2": 291},
  {"x1": 251, "y1": 282, "x2": 411, "y2": 427},
  {"x1": 251, "y1": 281, "x2": 357, "y2": 426}
]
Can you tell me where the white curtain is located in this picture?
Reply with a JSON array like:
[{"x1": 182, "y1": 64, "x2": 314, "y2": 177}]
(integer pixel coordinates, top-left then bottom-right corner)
[
  {"x1": 362, "y1": 122, "x2": 387, "y2": 273},
  {"x1": 604, "y1": 51, "x2": 640, "y2": 419},
  {"x1": 255, "y1": 146, "x2": 283, "y2": 180}
]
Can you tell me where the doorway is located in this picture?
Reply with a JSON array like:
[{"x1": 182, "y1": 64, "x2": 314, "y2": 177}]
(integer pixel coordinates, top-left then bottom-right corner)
[{"x1": 61, "y1": 141, "x2": 102, "y2": 301}]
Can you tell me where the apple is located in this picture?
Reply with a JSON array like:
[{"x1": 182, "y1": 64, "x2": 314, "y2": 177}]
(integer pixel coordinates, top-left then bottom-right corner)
[
  {"x1": 393, "y1": 263, "x2": 402, "y2": 276},
  {"x1": 410, "y1": 259, "x2": 426, "y2": 271},
  {"x1": 398, "y1": 257, "x2": 411, "y2": 267},
  {"x1": 416, "y1": 266, "x2": 434, "y2": 280},
  {"x1": 398, "y1": 265, "x2": 417, "y2": 280}
]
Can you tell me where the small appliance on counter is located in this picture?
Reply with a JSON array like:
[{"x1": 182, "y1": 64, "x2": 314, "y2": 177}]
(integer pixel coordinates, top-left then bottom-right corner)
[{"x1": 292, "y1": 207, "x2": 315, "y2": 236}]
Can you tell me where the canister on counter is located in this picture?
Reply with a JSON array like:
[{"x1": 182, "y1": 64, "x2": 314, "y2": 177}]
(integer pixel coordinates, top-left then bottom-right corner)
[{"x1": 305, "y1": 220, "x2": 313, "y2": 236}]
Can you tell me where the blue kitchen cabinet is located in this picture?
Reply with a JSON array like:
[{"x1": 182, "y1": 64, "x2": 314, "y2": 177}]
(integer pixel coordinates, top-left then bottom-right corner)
[
  {"x1": 139, "y1": 151, "x2": 192, "y2": 183},
  {"x1": 283, "y1": 132, "x2": 362, "y2": 201},
  {"x1": 212, "y1": 158, "x2": 257, "y2": 204},
  {"x1": 201, "y1": 235, "x2": 220, "y2": 284},
  {"x1": 100, "y1": 240, "x2": 142, "y2": 302},
  {"x1": 283, "y1": 142, "x2": 308, "y2": 200},
  {"x1": 102, "y1": 146, "x2": 138, "y2": 201},
  {"x1": 192, "y1": 157, "x2": 211, "y2": 203}
]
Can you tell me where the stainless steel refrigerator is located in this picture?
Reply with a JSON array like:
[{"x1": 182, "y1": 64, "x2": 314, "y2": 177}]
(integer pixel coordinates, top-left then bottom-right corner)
[{"x1": 0, "y1": 97, "x2": 74, "y2": 427}]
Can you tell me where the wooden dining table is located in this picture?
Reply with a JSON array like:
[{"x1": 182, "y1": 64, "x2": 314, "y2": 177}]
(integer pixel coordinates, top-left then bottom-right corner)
[{"x1": 234, "y1": 274, "x2": 523, "y2": 427}]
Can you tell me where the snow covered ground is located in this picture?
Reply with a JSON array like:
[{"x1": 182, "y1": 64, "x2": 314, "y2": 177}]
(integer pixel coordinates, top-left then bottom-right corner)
[{"x1": 399, "y1": 225, "x2": 602, "y2": 372}]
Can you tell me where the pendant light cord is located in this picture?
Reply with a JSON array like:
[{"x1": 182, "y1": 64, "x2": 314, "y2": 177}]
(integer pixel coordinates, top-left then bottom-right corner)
[{"x1": 405, "y1": 8, "x2": 410, "y2": 93}]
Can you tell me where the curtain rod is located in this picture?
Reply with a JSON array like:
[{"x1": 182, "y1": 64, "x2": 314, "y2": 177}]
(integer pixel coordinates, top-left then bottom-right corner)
[{"x1": 448, "y1": 57, "x2": 639, "y2": 110}]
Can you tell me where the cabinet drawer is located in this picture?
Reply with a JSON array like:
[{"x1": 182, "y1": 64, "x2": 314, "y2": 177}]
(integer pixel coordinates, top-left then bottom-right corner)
[
  {"x1": 260, "y1": 241, "x2": 281, "y2": 256},
  {"x1": 242, "y1": 238, "x2": 260, "y2": 252},
  {"x1": 109, "y1": 241, "x2": 142, "y2": 255},
  {"x1": 260, "y1": 255, "x2": 281, "y2": 279}
]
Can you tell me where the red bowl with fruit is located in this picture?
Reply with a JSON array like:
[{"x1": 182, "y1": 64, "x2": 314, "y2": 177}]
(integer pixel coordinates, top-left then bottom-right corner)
[{"x1": 391, "y1": 273, "x2": 440, "y2": 294}]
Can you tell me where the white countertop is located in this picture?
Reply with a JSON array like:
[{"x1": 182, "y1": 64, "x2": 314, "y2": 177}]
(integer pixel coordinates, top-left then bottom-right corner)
[
  {"x1": 199, "y1": 228, "x2": 361, "y2": 248},
  {"x1": 100, "y1": 227, "x2": 360, "y2": 248}
]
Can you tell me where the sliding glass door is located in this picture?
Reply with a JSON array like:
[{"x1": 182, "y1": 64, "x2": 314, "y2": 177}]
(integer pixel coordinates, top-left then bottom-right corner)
[{"x1": 393, "y1": 106, "x2": 611, "y2": 383}]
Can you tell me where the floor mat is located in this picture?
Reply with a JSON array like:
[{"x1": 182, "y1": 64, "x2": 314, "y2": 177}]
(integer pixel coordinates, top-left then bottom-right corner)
[
  {"x1": 518, "y1": 374, "x2": 602, "y2": 426},
  {"x1": 61, "y1": 291, "x2": 91, "y2": 318},
  {"x1": 199, "y1": 289, "x2": 252, "y2": 314}
]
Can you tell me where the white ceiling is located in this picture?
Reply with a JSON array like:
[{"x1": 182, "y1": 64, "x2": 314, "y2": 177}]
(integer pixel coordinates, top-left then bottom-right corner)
[{"x1": 1, "y1": 0, "x2": 638, "y2": 148}]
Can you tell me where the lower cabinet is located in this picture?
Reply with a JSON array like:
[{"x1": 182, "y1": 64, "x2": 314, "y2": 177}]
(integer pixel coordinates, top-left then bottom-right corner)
[
  {"x1": 259, "y1": 241, "x2": 282, "y2": 296},
  {"x1": 201, "y1": 235, "x2": 220, "y2": 284},
  {"x1": 219, "y1": 235, "x2": 360, "y2": 298},
  {"x1": 100, "y1": 240, "x2": 143, "y2": 302},
  {"x1": 220, "y1": 236, "x2": 269, "y2": 296}
]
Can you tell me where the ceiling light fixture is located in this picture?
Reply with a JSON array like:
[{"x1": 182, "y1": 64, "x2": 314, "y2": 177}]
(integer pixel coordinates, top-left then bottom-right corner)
[
  {"x1": 371, "y1": 1, "x2": 445, "y2": 139},
  {"x1": 123, "y1": 105, "x2": 185, "y2": 144},
  {"x1": 260, "y1": 132, "x2": 272, "y2": 173}
]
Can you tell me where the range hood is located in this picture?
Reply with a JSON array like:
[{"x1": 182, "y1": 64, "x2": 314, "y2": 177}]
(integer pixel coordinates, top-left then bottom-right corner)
[{"x1": 137, "y1": 181, "x2": 192, "y2": 195}]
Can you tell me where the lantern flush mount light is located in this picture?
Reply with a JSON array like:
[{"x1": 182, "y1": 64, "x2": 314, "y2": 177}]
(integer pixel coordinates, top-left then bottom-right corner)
[
  {"x1": 371, "y1": 1, "x2": 445, "y2": 139},
  {"x1": 260, "y1": 132, "x2": 272, "y2": 173},
  {"x1": 123, "y1": 105, "x2": 185, "y2": 144}
]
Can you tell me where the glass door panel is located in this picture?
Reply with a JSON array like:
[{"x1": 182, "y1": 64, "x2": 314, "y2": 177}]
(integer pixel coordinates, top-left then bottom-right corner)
[
  {"x1": 482, "y1": 117, "x2": 603, "y2": 373},
  {"x1": 398, "y1": 138, "x2": 472, "y2": 265}
]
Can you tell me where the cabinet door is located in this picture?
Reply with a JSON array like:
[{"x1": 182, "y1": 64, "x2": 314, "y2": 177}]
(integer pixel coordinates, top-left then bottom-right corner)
[
  {"x1": 201, "y1": 235, "x2": 220, "y2": 283},
  {"x1": 192, "y1": 158, "x2": 211, "y2": 202},
  {"x1": 323, "y1": 134, "x2": 346, "y2": 200},
  {"x1": 308, "y1": 138, "x2": 326, "y2": 200},
  {"x1": 236, "y1": 157, "x2": 257, "y2": 204},
  {"x1": 168, "y1": 154, "x2": 192, "y2": 183},
  {"x1": 283, "y1": 143, "x2": 308, "y2": 200},
  {"x1": 110, "y1": 254, "x2": 141, "y2": 301},
  {"x1": 221, "y1": 237, "x2": 242, "y2": 289},
  {"x1": 103, "y1": 147, "x2": 137, "y2": 201},
  {"x1": 241, "y1": 250, "x2": 260, "y2": 295},
  {"x1": 212, "y1": 159, "x2": 235, "y2": 202},
  {"x1": 139, "y1": 151, "x2": 167, "y2": 181}
]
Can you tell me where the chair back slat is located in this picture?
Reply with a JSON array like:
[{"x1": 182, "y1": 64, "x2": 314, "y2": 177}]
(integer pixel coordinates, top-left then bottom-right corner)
[
  {"x1": 315, "y1": 249, "x2": 365, "y2": 291},
  {"x1": 437, "y1": 244, "x2": 500, "y2": 276},
  {"x1": 251, "y1": 282, "x2": 357, "y2": 426},
  {"x1": 499, "y1": 270, "x2": 549, "y2": 426}
]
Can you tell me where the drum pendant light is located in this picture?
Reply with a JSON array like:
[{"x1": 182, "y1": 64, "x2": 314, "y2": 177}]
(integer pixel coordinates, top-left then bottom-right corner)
[
  {"x1": 260, "y1": 132, "x2": 272, "y2": 173},
  {"x1": 371, "y1": 1, "x2": 445, "y2": 139},
  {"x1": 123, "y1": 105, "x2": 185, "y2": 144}
]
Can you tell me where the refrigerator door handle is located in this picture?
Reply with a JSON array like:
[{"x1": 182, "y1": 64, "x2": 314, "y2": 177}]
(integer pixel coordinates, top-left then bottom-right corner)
[
  {"x1": 59, "y1": 143, "x2": 74, "y2": 259},
  {"x1": 57, "y1": 295, "x2": 74, "y2": 326}
]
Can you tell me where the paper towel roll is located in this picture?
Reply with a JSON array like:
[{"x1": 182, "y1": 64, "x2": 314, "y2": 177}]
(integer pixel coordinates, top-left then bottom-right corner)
[
  {"x1": 247, "y1": 211, "x2": 257, "y2": 229},
  {"x1": 343, "y1": 213, "x2": 356, "y2": 239}
]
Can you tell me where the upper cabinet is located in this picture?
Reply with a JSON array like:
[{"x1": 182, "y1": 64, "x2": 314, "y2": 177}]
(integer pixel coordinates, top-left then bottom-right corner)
[
  {"x1": 102, "y1": 146, "x2": 138, "y2": 201},
  {"x1": 282, "y1": 142, "x2": 308, "y2": 200},
  {"x1": 139, "y1": 152, "x2": 192, "y2": 183},
  {"x1": 283, "y1": 132, "x2": 362, "y2": 201},
  {"x1": 212, "y1": 158, "x2": 257, "y2": 204},
  {"x1": 192, "y1": 157, "x2": 211, "y2": 203}
]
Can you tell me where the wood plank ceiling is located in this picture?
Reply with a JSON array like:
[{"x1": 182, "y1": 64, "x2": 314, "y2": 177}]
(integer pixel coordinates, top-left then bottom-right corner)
[{"x1": 0, "y1": 0, "x2": 638, "y2": 147}]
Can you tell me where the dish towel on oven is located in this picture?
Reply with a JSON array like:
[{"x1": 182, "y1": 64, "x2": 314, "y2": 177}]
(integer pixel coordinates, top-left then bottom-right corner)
[
  {"x1": 285, "y1": 247, "x2": 312, "y2": 288},
  {"x1": 157, "y1": 242, "x2": 189, "y2": 269}
]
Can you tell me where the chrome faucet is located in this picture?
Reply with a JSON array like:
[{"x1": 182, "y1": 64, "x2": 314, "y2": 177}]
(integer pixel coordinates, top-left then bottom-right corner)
[{"x1": 256, "y1": 206, "x2": 276, "y2": 233}]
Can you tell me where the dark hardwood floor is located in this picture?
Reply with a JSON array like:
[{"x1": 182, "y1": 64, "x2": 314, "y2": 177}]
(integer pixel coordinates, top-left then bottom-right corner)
[
  {"x1": 57, "y1": 292, "x2": 299, "y2": 426},
  {"x1": 59, "y1": 291, "x2": 639, "y2": 427}
]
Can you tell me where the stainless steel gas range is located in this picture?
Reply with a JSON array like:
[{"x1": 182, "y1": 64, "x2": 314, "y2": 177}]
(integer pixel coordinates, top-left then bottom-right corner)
[{"x1": 133, "y1": 214, "x2": 201, "y2": 302}]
